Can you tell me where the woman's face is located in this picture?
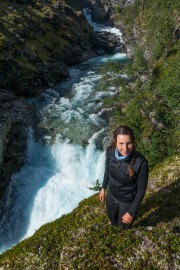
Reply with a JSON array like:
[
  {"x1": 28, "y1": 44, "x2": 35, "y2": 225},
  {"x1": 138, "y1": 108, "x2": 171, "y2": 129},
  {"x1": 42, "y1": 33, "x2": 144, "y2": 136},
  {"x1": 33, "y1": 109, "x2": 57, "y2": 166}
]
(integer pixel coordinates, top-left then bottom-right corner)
[{"x1": 116, "y1": 134, "x2": 134, "y2": 156}]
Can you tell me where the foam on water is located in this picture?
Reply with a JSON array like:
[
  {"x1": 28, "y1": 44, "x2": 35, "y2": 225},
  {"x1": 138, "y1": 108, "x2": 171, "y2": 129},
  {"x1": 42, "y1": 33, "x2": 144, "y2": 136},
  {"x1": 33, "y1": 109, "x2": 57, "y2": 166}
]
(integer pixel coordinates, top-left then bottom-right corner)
[
  {"x1": 24, "y1": 130, "x2": 105, "y2": 238},
  {"x1": 83, "y1": 8, "x2": 123, "y2": 42}
]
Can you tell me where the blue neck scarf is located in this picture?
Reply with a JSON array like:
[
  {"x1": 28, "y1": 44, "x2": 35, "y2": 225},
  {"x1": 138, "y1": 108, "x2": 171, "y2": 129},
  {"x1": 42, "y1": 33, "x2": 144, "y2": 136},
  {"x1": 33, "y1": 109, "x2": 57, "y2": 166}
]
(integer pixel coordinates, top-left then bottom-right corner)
[{"x1": 115, "y1": 148, "x2": 130, "y2": 160}]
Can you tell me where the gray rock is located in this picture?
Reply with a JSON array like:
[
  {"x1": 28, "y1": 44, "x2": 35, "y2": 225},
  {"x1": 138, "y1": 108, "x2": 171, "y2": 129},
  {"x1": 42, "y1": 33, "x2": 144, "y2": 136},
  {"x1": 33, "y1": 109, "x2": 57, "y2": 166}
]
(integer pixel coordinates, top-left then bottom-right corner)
[
  {"x1": 0, "y1": 121, "x2": 12, "y2": 175},
  {"x1": 0, "y1": 89, "x2": 36, "y2": 199},
  {"x1": 96, "y1": 31, "x2": 121, "y2": 53}
]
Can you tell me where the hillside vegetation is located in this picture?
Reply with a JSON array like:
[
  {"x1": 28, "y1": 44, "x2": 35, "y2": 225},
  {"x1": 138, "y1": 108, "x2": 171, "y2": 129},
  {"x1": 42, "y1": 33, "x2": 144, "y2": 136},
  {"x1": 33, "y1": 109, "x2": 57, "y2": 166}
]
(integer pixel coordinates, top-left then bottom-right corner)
[
  {"x1": 0, "y1": 155, "x2": 179, "y2": 269},
  {"x1": 99, "y1": 0, "x2": 179, "y2": 168},
  {"x1": 0, "y1": 0, "x2": 97, "y2": 94}
]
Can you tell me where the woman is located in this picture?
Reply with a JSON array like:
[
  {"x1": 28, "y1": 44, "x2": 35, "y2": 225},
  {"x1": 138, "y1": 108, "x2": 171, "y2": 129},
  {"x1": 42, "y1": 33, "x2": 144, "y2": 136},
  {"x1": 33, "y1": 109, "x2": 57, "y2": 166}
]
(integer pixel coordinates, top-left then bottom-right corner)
[{"x1": 99, "y1": 125, "x2": 149, "y2": 228}]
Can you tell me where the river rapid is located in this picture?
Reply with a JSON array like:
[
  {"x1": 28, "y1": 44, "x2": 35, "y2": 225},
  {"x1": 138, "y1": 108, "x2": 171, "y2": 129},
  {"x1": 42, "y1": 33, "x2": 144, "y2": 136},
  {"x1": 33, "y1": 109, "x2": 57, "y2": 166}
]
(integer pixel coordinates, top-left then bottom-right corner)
[{"x1": 0, "y1": 10, "x2": 128, "y2": 254}]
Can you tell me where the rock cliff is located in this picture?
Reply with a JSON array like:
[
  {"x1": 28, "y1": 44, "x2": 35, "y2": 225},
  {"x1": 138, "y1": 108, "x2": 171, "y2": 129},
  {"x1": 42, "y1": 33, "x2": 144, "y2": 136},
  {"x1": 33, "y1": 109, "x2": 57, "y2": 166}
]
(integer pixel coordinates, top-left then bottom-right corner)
[
  {"x1": 0, "y1": 89, "x2": 36, "y2": 198},
  {"x1": 0, "y1": 0, "x2": 97, "y2": 94},
  {"x1": 0, "y1": 0, "x2": 124, "y2": 95}
]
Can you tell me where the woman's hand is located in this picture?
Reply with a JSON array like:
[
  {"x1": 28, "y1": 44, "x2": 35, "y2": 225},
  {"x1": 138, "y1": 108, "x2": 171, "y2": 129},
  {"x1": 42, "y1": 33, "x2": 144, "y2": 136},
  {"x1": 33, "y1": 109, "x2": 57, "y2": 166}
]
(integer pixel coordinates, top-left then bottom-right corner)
[
  {"x1": 99, "y1": 188, "x2": 105, "y2": 202},
  {"x1": 122, "y1": 212, "x2": 133, "y2": 224}
]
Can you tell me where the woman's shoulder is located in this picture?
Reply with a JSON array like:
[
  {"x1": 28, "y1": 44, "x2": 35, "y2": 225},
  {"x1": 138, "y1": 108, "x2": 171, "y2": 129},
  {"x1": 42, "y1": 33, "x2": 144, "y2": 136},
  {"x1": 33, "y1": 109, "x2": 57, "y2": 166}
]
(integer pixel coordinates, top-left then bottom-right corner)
[
  {"x1": 106, "y1": 145, "x2": 115, "y2": 156},
  {"x1": 134, "y1": 151, "x2": 148, "y2": 164},
  {"x1": 133, "y1": 151, "x2": 148, "y2": 172}
]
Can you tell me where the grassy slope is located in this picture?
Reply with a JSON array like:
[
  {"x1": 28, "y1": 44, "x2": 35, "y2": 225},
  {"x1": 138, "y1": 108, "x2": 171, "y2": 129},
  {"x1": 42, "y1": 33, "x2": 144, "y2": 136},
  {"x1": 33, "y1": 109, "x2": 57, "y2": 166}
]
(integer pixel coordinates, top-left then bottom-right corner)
[{"x1": 0, "y1": 156, "x2": 179, "y2": 269}]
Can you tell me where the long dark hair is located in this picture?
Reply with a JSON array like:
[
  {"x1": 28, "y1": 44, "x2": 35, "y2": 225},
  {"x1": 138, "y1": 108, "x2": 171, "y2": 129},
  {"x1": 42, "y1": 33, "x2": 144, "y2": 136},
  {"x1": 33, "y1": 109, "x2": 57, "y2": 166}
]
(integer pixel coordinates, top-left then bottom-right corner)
[{"x1": 113, "y1": 125, "x2": 136, "y2": 177}]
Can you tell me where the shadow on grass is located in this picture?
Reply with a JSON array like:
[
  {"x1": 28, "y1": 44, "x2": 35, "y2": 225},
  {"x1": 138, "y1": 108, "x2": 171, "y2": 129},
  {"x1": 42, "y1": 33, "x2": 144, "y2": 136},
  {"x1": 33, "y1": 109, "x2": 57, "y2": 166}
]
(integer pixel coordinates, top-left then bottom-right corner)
[{"x1": 135, "y1": 177, "x2": 180, "y2": 228}]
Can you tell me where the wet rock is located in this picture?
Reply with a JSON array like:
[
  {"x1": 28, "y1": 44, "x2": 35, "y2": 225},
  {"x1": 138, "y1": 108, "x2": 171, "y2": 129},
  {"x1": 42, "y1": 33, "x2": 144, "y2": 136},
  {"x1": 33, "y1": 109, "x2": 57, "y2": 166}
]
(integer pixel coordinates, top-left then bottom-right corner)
[
  {"x1": 13, "y1": 0, "x2": 36, "y2": 5},
  {"x1": 3, "y1": 41, "x2": 14, "y2": 51},
  {"x1": 21, "y1": 22, "x2": 45, "y2": 37},
  {"x1": 96, "y1": 31, "x2": 121, "y2": 53},
  {"x1": 0, "y1": 89, "x2": 36, "y2": 200},
  {"x1": 12, "y1": 16, "x2": 22, "y2": 24},
  {"x1": 65, "y1": 45, "x2": 84, "y2": 65},
  {"x1": 82, "y1": 0, "x2": 112, "y2": 23},
  {"x1": 40, "y1": 62, "x2": 70, "y2": 86},
  {"x1": 174, "y1": 28, "x2": 180, "y2": 41},
  {"x1": 0, "y1": 121, "x2": 28, "y2": 199},
  {"x1": 0, "y1": 121, "x2": 12, "y2": 176}
]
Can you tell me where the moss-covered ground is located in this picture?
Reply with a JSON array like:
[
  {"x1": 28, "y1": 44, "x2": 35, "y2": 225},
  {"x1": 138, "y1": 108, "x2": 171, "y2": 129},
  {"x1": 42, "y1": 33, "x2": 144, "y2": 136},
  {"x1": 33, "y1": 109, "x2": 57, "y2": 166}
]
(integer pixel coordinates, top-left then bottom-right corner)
[{"x1": 0, "y1": 155, "x2": 179, "y2": 269}]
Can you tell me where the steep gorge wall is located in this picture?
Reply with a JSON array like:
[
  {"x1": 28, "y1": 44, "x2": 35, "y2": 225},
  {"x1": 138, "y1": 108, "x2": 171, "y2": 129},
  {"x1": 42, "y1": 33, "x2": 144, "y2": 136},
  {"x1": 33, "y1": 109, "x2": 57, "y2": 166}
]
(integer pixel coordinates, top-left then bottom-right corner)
[
  {"x1": 0, "y1": 0, "x2": 101, "y2": 95},
  {"x1": 0, "y1": 89, "x2": 35, "y2": 199}
]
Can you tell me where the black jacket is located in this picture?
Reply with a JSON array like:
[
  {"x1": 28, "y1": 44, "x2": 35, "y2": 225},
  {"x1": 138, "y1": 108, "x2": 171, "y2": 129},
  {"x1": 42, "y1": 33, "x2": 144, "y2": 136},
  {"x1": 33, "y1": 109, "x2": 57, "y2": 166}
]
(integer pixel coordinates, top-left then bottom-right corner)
[{"x1": 102, "y1": 145, "x2": 149, "y2": 216}]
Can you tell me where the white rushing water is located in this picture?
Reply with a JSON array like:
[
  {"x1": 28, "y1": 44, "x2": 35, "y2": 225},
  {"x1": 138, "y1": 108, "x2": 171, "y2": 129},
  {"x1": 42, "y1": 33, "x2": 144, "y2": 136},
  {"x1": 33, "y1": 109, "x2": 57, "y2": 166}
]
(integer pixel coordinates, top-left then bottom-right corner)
[
  {"x1": 83, "y1": 8, "x2": 123, "y2": 43},
  {"x1": 0, "y1": 10, "x2": 127, "y2": 254},
  {"x1": 25, "y1": 130, "x2": 106, "y2": 237}
]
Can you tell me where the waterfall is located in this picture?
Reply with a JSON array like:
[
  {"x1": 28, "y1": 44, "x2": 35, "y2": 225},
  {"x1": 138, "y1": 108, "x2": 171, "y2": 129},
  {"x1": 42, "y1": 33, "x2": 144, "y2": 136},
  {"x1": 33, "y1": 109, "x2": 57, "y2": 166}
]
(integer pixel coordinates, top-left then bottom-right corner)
[
  {"x1": 83, "y1": 8, "x2": 123, "y2": 43},
  {"x1": 24, "y1": 129, "x2": 106, "y2": 238}
]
